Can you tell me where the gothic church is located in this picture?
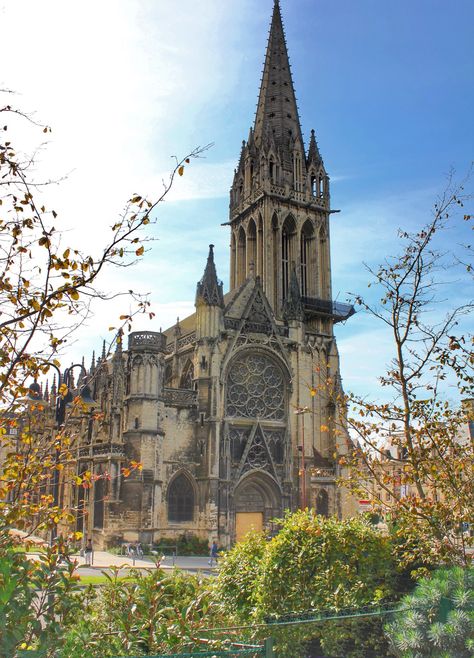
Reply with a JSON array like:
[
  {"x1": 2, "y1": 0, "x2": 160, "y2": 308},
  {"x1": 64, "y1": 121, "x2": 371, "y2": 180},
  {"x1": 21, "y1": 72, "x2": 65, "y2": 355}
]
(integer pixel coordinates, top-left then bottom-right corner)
[{"x1": 77, "y1": 1, "x2": 355, "y2": 548}]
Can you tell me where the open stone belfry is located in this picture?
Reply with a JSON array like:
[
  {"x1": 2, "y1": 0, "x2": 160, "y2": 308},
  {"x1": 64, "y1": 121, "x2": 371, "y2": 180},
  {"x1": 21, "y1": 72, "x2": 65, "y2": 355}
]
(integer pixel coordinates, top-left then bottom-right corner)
[{"x1": 74, "y1": 1, "x2": 356, "y2": 548}]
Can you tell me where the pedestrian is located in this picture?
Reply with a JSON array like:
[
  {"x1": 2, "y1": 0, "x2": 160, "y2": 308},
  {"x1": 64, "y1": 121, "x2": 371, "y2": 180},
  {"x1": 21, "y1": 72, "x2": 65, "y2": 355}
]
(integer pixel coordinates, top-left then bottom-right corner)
[
  {"x1": 84, "y1": 537, "x2": 93, "y2": 566},
  {"x1": 208, "y1": 540, "x2": 219, "y2": 567}
]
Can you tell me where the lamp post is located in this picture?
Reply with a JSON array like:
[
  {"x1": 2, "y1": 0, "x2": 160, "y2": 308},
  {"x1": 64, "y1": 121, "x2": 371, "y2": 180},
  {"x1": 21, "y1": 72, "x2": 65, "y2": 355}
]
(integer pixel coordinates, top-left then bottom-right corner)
[
  {"x1": 26, "y1": 363, "x2": 96, "y2": 545},
  {"x1": 294, "y1": 406, "x2": 311, "y2": 510}
]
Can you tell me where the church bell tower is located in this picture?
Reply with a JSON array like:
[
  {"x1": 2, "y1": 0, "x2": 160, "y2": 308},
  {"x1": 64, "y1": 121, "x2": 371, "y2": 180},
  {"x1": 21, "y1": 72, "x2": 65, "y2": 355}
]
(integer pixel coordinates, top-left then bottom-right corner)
[{"x1": 229, "y1": 0, "x2": 340, "y2": 332}]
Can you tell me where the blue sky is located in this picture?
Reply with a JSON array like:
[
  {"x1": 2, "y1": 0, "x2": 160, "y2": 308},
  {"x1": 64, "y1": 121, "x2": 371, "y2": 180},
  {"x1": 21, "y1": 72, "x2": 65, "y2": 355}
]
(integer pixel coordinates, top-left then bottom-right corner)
[{"x1": 1, "y1": 0, "x2": 473, "y2": 400}]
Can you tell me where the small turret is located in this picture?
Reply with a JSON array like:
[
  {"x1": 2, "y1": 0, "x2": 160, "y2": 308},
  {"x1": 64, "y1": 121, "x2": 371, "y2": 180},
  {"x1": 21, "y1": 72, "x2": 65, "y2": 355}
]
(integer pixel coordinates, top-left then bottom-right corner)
[
  {"x1": 51, "y1": 374, "x2": 57, "y2": 397},
  {"x1": 195, "y1": 245, "x2": 224, "y2": 340},
  {"x1": 195, "y1": 245, "x2": 224, "y2": 308},
  {"x1": 307, "y1": 128, "x2": 328, "y2": 201},
  {"x1": 307, "y1": 129, "x2": 322, "y2": 166}
]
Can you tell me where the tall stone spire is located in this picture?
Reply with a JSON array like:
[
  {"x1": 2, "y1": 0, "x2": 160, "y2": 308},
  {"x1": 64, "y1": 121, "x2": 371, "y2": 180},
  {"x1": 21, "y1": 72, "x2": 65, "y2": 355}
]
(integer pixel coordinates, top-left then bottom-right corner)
[
  {"x1": 253, "y1": 0, "x2": 305, "y2": 160},
  {"x1": 228, "y1": 1, "x2": 334, "y2": 322},
  {"x1": 196, "y1": 244, "x2": 224, "y2": 307}
]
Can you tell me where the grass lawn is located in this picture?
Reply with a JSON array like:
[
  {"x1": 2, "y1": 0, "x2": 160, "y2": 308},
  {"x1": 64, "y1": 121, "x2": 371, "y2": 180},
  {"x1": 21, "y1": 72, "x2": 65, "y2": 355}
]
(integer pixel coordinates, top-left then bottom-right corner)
[
  {"x1": 12, "y1": 545, "x2": 46, "y2": 554},
  {"x1": 75, "y1": 573, "x2": 134, "y2": 586}
]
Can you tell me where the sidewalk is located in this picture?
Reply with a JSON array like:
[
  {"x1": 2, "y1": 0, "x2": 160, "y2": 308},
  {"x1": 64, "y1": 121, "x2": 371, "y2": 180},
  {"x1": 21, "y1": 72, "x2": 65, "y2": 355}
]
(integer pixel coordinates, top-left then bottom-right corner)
[
  {"x1": 74, "y1": 551, "x2": 217, "y2": 573},
  {"x1": 75, "y1": 550, "x2": 156, "y2": 569}
]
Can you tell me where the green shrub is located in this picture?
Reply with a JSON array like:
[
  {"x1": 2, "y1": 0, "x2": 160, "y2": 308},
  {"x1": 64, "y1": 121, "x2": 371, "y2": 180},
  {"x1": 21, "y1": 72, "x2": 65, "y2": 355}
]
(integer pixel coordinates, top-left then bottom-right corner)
[
  {"x1": 153, "y1": 534, "x2": 209, "y2": 556},
  {"x1": 215, "y1": 530, "x2": 267, "y2": 617},
  {"x1": 214, "y1": 510, "x2": 398, "y2": 657},
  {"x1": 386, "y1": 566, "x2": 474, "y2": 657},
  {"x1": 0, "y1": 531, "x2": 83, "y2": 657},
  {"x1": 61, "y1": 566, "x2": 223, "y2": 657}
]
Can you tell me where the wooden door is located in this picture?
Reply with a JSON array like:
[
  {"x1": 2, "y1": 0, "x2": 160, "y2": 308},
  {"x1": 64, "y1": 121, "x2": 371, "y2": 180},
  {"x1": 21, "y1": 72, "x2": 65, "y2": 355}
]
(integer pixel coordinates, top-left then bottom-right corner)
[{"x1": 235, "y1": 512, "x2": 263, "y2": 542}]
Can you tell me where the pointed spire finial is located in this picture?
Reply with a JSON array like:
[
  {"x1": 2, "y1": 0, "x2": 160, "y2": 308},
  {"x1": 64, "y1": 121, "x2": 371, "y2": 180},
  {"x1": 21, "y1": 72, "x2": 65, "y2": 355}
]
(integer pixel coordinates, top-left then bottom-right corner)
[
  {"x1": 101, "y1": 340, "x2": 106, "y2": 360},
  {"x1": 196, "y1": 244, "x2": 224, "y2": 308},
  {"x1": 307, "y1": 128, "x2": 322, "y2": 165},
  {"x1": 253, "y1": 0, "x2": 304, "y2": 157}
]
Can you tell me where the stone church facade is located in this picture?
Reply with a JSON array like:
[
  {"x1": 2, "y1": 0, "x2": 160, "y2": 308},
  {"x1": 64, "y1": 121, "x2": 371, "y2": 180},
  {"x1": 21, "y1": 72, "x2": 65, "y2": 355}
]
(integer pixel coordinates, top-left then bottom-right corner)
[{"x1": 76, "y1": 1, "x2": 356, "y2": 548}]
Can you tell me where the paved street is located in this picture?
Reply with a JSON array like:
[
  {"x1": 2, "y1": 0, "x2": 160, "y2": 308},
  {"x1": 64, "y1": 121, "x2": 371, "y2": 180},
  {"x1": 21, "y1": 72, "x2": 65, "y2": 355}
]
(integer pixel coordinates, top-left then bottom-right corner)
[{"x1": 67, "y1": 551, "x2": 218, "y2": 577}]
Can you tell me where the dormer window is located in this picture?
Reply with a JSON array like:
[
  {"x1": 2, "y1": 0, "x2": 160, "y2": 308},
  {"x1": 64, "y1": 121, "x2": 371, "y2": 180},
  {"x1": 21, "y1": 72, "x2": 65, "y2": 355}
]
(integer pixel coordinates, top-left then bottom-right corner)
[{"x1": 311, "y1": 175, "x2": 317, "y2": 197}]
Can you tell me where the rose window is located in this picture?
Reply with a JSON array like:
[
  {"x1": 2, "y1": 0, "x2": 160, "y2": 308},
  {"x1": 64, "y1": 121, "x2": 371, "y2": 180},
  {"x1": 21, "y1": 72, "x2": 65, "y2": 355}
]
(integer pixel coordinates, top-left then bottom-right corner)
[{"x1": 226, "y1": 352, "x2": 285, "y2": 420}]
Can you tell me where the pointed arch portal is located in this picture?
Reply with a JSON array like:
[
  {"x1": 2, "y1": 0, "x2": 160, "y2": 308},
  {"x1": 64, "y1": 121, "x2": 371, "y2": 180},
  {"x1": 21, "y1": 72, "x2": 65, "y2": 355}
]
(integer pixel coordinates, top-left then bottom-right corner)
[{"x1": 234, "y1": 472, "x2": 282, "y2": 542}]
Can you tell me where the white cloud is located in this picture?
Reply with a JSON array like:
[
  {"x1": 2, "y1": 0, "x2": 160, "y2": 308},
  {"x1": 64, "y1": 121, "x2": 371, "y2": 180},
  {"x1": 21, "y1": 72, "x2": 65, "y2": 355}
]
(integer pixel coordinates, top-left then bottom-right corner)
[{"x1": 2, "y1": 0, "x2": 470, "y2": 405}]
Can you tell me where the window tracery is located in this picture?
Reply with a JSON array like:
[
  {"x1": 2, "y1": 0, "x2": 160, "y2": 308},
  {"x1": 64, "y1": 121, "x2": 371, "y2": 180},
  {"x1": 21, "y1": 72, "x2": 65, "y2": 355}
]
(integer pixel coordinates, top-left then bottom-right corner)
[
  {"x1": 168, "y1": 474, "x2": 194, "y2": 522},
  {"x1": 180, "y1": 360, "x2": 194, "y2": 389},
  {"x1": 246, "y1": 432, "x2": 268, "y2": 469},
  {"x1": 265, "y1": 429, "x2": 285, "y2": 463},
  {"x1": 230, "y1": 427, "x2": 249, "y2": 462},
  {"x1": 226, "y1": 352, "x2": 285, "y2": 420}
]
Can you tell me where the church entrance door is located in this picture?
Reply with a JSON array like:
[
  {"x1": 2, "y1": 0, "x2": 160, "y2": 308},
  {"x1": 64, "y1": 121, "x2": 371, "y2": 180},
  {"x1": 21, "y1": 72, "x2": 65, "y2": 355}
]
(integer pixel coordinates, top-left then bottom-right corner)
[
  {"x1": 236, "y1": 512, "x2": 263, "y2": 542},
  {"x1": 233, "y1": 472, "x2": 281, "y2": 543}
]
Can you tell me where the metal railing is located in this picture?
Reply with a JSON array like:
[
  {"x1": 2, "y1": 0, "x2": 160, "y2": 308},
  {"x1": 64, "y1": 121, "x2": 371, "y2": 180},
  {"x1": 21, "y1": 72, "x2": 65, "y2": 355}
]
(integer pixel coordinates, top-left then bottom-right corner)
[
  {"x1": 154, "y1": 544, "x2": 177, "y2": 566},
  {"x1": 112, "y1": 638, "x2": 274, "y2": 657}
]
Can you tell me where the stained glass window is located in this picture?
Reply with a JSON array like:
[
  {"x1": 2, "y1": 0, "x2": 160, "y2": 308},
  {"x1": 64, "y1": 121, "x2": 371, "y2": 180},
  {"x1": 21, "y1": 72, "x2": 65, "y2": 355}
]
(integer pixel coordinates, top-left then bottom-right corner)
[
  {"x1": 168, "y1": 474, "x2": 194, "y2": 522},
  {"x1": 226, "y1": 352, "x2": 285, "y2": 420}
]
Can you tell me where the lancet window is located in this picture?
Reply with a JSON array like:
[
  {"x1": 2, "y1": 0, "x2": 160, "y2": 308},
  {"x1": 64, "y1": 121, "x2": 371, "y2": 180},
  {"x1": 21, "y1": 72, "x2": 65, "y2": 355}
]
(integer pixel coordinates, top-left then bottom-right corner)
[
  {"x1": 316, "y1": 489, "x2": 329, "y2": 517},
  {"x1": 282, "y1": 229, "x2": 290, "y2": 299},
  {"x1": 247, "y1": 219, "x2": 257, "y2": 274},
  {"x1": 168, "y1": 474, "x2": 194, "y2": 522},
  {"x1": 257, "y1": 215, "x2": 263, "y2": 278},
  {"x1": 281, "y1": 216, "x2": 296, "y2": 301},
  {"x1": 180, "y1": 360, "x2": 194, "y2": 389},
  {"x1": 293, "y1": 152, "x2": 302, "y2": 192},
  {"x1": 93, "y1": 469, "x2": 106, "y2": 529},
  {"x1": 237, "y1": 226, "x2": 247, "y2": 285},
  {"x1": 300, "y1": 220, "x2": 315, "y2": 297}
]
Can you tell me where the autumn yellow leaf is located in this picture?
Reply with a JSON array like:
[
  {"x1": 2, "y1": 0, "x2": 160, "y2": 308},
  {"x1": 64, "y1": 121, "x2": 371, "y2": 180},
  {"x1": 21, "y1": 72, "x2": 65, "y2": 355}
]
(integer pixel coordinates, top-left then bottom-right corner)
[{"x1": 178, "y1": 165, "x2": 184, "y2": 176}]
